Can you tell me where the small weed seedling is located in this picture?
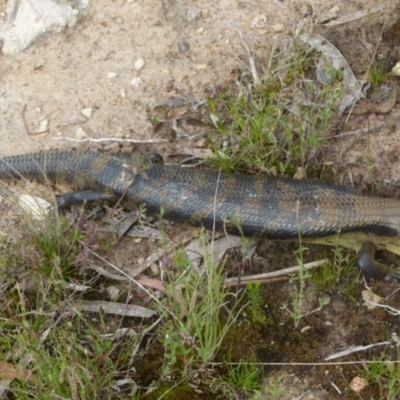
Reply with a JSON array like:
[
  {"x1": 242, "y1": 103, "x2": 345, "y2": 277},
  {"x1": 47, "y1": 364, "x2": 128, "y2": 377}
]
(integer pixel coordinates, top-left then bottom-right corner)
[{"x1": 246, "y1": 281, "x2": 267, "y2": 324}]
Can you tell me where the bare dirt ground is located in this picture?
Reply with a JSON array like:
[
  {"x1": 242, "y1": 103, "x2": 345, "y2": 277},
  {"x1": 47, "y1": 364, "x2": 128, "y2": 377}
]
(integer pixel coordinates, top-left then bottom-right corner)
[
  {"x1": 0, "y1": 0, "x2": 389, "y2": 156},
  {"x1": 1, "y1": 0, "x2": 400, "y2": 399}
]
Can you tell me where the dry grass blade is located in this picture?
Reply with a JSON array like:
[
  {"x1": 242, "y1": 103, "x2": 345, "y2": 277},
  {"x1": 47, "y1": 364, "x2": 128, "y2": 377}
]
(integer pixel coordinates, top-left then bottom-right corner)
[
  {"x1": 325, "y1": 341, "x2": 391, "y2": 361},
  {"x1": 61, "y1": 300, "x2": 156, "y2": 318},
  {"x1": 89, "y1": 264, "x2": 129, "y2": 281},
  {"x1": 232, "y1": 21, "x2": 259, "y2": 84},
  {"x1": 322, "y1": 4, "x2": 386, "y2": 26}
]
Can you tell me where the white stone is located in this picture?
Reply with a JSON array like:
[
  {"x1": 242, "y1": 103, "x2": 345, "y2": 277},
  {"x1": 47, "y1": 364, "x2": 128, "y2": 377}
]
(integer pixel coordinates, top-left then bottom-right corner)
[
  {"x1": 1, "y1": 0, "x2": 91, "y2": 55},
  {"x1": 80, "y1": 107, "x2": 92, "y2": 119},
  {"x1": 392, "y1": 61, "x2": 400, "y2": 76},
  {"x1": 107, "y1": 72, "x2": 118, "y2": 79},
  {"x1": 134, "y1": 57, "x2": 145, "y2": 71},
  {"x1": 272, "y1": 24, "x2": 284, "y2": 32},
  {"x1": 19, "y1": 195, "x2": 51, "y2": 220},
  {"x1": 38, "y1": 118, "x2": 49, "y2": 133},
  {"x1": 130, "y1": 77, "x2": 143, "y2": 87},
  {"x1": 106, "y1": 285, "x2": 120, "y2": 301}
]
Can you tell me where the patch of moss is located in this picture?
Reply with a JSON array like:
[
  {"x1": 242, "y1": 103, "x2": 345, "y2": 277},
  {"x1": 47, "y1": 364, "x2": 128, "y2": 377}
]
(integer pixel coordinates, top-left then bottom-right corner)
[
  {"x1": 217, "y1": 321, "x2": 269, "y2": 364},
  {"x1": 134, "y1": 341, "x2": 164, "y2": 386}
]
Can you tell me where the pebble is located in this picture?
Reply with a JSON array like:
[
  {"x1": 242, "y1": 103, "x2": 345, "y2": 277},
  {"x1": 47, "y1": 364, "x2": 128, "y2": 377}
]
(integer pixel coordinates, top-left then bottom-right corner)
[
  {"x1": 272, "y1": 24, "x2": 283, "y2": 32},
  {"x1": 38, "y1": 118, "x2": 49, "y2": 133},
  {"x1": 392, "y1": 61, "x2": 400, "y2": 76},
  {"x1": 178, "y1": 38, "x2": 190, "y2": 54},
  {"x1": 75, "y1": 127, "x2": 87, "y2": 139},
  {"x1": 103, "y1": 143, "x2": 120, "y2": 152},
  {"x1": 150, "y1": 263, "x2": 159, "y2": 275},
  {"x1": 19, "y1": 195, "x2": 51, "y2": 220},
  {"x1": 349, "y1": 377, "x2": 369, "y2": 393},
  {"x1": 80, "y1": 107, "x2": 92, "y2": 119},
  {"x1": 106, "y1": 285, "x2": 120, "y2": 301},
  {"x1": 134, "y1": 57, "x2": 145, "y2": 71},
  {"x1": 130, "y1": 77, "x2": 143, "y2": 87},
  {"x1": 193, "y1": 64, "x2": 207, "y2": 70},
  {"x1": 107, "y1": 72, "x2": 118, "y2": 79},
  {"x1": 186, "y1": 7, "x2": 202, "y2": 21}
]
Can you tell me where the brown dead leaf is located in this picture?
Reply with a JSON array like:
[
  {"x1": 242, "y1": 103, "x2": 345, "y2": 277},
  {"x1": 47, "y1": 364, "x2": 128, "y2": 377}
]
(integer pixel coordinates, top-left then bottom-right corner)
[
  {"x1": 137, "y1": 278, "x2": 166, "y2": 292},
  {"x1": 0, "y1": 361, "x2": 34, "y2": 383}
]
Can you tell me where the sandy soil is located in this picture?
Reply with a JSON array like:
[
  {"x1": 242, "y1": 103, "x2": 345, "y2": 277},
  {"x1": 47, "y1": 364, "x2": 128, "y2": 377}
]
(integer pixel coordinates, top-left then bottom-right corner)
[{"x1": 0, "y1": 0, "x2": 393, "y2": 159}]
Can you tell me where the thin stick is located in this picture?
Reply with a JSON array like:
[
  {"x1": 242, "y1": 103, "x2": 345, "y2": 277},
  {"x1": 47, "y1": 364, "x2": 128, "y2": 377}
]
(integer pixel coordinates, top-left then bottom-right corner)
[
  {"x1": 53, "y1": 136, "x2": 168, "y2": 144},
  {"x1": 223, "y1": 259, "x2": 327, "y2": 286}
]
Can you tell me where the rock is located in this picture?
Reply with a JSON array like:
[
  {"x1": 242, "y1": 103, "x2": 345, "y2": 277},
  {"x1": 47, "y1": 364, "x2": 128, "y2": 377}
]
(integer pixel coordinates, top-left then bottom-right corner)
[
  {"x1": 185, "y1": 7, "x2": 202, "y2": 21},
  {"x1": 349, "y1": 377, "x2": 369, "y2": 393},
  {"x1": 68, "y1": 112, "x2": 87, "y2": 125},
  {"x1": 134, "y1": 57, "x2": 145, "y2": 71},
  {"x1": 130, "y1": 77, "x2": 143, "y2": 87},
  {"x1": 178, "y1": 38, "x2": 190, "y2": 54},
  {"x1": 106, "y1": 285, "x2": 120, "y2": 301},
  {"x1": 75, "y1": 127, "x2": 87, "y2": 139},
  {"x1": 19, "y1": 195, "x2": 51, "y2": 220},
  {"x1": 391, "y1": 61, "x2": 400, "y2": 76},
  {"x1": 80, "y1": 107, "x2": 92, "y2": 119},
  {"x1": 103, "y1": 142, "x2": 120, "y2": 152},
  {"x1": 1, "y1": 0, "x2": 91, "y2": 55},
  {"x1": 271, "y1": 23, "x2": 283, "y2": 32},
  {"x1": 38, "y1": 118, "x2": 49, "y2": 133}
]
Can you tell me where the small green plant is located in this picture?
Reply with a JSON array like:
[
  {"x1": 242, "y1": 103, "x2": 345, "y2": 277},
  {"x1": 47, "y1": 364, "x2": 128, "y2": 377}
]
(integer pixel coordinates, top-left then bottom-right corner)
[
  {"x1": 224, "y1": 361, "x2": 262, "y2": 396},
  {"x1": 207, "y1": 38, "x2": 343, "y2": 176},
  {"x1": 362, "y1": 354, "x2": 400, "y2": 399},
  {"x1": 0, "y1": 188, "x2": 136, "y2": 398},
  {"x1": 33, "y1": 218, "x2": 83, "y2": 277},
  {"x1": 246, "y1": 281, "x2": 267, "y2": 324},
  {"x1": 157, "y1": 230, "x2": 245, "y2": 378},
  {"x1": 311, "y1": 236, "x2": 355, "y2": 289},
  {"x1": 280, "y1": 245, "x2": 312, "y2": 328},
  {"x1": 369, "y1": 61, "x2": 386, "y2": 87}
]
